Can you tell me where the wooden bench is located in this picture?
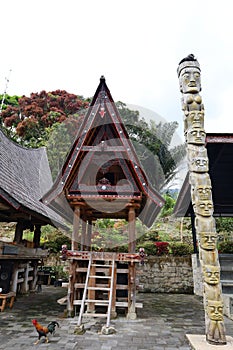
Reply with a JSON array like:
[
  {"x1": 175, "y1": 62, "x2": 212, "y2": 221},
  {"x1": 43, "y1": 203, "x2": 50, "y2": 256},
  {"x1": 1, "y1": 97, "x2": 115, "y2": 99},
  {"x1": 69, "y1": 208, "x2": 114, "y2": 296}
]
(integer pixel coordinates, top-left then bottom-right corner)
[{"x1": 0, "y1": 292, "x2": 16, "y2": 312}]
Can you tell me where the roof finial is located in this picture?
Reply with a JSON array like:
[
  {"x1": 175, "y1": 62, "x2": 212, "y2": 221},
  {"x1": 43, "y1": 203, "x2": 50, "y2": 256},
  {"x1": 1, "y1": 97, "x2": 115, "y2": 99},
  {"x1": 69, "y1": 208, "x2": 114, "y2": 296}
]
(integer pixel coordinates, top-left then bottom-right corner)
[{"x1": 100, "y1": 75, "x2": 105, "y2": 82}]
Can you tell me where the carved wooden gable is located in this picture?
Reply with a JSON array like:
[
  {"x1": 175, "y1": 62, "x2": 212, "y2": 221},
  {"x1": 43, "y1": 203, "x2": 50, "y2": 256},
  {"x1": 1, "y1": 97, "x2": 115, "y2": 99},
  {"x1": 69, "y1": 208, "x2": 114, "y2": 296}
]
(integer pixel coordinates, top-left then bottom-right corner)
[{"x1": 43, "y1": 77, "x2": 164, "y2": 227}]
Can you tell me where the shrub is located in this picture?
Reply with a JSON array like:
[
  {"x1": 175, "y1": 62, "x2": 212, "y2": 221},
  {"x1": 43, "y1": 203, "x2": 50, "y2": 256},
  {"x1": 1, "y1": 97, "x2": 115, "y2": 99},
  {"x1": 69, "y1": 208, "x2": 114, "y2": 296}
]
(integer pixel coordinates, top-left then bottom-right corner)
[
  {"x1": 169, "y1": 242, "x2": 193, "y2": 256},
  {"x1": 154, "y1": 242, "x2": 169, "y2": 255},
  {"x1": 218, "y1": 241, "x2": 233, "y2": 254},
  {"x1": 137, "y1": 241, "x2": 158, "y2": 255}
]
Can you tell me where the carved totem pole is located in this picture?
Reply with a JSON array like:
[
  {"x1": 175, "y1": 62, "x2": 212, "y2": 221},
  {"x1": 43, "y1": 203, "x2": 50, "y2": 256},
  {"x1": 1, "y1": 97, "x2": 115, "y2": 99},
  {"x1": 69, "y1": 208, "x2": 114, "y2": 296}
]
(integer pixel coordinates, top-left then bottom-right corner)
[{"x1": 177, "y1": 54, "x2": 227, "y2": 345}]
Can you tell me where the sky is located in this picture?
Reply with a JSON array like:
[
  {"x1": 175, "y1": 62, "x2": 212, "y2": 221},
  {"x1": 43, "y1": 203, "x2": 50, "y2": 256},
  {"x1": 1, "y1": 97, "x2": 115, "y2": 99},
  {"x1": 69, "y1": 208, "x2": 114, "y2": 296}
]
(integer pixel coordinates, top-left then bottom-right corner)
[{"x1": 1, "y1": 0, "x2": 233, "y2": 143}]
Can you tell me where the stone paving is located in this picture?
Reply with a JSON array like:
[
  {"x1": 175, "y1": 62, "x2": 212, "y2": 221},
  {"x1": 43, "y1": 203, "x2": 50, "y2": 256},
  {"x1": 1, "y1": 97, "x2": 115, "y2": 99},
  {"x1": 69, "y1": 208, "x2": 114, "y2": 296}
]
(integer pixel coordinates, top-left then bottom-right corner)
[{"x1": 0, "y1": 286, "x2": 233, "y2": 349}]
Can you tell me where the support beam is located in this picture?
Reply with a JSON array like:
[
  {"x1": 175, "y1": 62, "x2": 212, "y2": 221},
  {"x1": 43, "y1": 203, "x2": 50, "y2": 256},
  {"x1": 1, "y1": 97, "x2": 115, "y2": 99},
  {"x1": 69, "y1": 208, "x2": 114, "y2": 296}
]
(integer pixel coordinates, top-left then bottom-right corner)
[
  {"x1": 81, "y1": 218, "x2": 87, "y2": 251},
  {"x1": 72, "y1": 206, "x2": 80, "y2": 250},
  {"x1": 13, "y1": 221, "x2": 24, "y2": 244},
  {"x1": 86, "y1": 220, "x2": 92, "y2": 250},
  {"x1": 128, "y1": 206, "x2": 136, "y2": 253},
  {"x1": 33, "y1": 225, "x2": 41, "y2": 248}
]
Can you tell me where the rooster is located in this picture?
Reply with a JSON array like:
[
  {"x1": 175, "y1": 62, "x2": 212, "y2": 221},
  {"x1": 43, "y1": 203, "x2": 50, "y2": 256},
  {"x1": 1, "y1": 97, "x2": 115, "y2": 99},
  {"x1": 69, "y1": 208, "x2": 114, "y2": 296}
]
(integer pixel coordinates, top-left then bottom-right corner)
[{"x1": 32, "y1": 319, "x2": 59, "y2": 344}]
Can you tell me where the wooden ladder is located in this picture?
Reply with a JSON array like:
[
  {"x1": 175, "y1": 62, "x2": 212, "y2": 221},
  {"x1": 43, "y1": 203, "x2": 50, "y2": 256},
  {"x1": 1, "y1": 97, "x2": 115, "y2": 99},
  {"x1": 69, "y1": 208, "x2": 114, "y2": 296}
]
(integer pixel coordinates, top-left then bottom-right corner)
[{"x1": 77, "y1": 254, "x2": 116, "y2": 328}]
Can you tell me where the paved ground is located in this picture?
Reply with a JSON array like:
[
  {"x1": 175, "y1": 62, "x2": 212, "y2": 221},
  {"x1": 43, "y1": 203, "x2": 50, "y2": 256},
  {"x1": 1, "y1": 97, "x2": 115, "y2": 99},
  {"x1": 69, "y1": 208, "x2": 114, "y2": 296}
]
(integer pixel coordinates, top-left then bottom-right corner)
[{"x1": 0, "y1": 286, "x2": 233, "y2": 350}]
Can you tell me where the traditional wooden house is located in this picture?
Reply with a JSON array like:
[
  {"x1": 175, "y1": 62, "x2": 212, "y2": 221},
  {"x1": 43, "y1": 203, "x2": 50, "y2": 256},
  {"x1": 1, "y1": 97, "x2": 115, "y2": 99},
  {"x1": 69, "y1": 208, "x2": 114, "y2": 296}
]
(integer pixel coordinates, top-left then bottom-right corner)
[
  {"x1": 42, "y1": 76, "x2": 165, "y2": 326},
  {"x1": 0, "y1": 129, "x2": 66, "y2": 304}
]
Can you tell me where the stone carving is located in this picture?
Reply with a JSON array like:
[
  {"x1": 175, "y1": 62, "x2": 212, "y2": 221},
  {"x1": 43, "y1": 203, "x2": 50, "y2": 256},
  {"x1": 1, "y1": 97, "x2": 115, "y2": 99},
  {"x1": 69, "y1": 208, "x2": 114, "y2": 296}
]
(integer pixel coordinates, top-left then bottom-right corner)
[
  {"x1": 187, "y1": 145, "x2": 209, "y2": 172},
  {"x1": 199, "y1": 232, "x2": 218, "y2": 250},
  {"x1": 184, "y1": 110, "x2": 204, "y2": 130},
  {"x1": 206, "y1": 300, "x2": 226, "y2": 345},
  {"x1": 185, "y1": 127, "x2": 206, "y2": 145},
  {"x1": 203, "y1": 265, "x2": 220, "y2": 285},
  {"x1": 177, "y1": 55, "x2": 227, "y2": 345}
]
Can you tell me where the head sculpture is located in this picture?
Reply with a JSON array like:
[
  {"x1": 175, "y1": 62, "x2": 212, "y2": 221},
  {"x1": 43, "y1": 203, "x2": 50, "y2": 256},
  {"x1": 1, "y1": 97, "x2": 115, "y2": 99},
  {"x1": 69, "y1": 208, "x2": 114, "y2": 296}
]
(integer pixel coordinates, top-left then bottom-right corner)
[
  {"x1": 178, "y1": 54, "x2": 201, "y2": 94},
  {"x1": 204, "y1": 265, "x2": 220, "y2": 285},
  {"x1": 207, "y1": 300, "x2": 224, "y2": 321},
  {"x1": 200, "y1": 232, "x2": 218, "y2": 250},
  {"x1": 185, "y1": 110, "x2": 204, "y2": 130},
  {"x1": 185, "y1": 127, "x2": 206, "y2": 145}
]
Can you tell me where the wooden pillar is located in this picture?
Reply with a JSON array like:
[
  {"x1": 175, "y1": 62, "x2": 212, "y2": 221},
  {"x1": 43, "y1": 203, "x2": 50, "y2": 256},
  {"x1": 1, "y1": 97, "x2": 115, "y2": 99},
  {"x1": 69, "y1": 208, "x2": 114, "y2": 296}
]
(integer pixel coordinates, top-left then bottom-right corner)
[
  {"x1": 81, "y1": 219, "x2": 87, "y2": 251},
  {"x1": 128, "y1": 206, "x2": 136, "y2": 253},
  {"x1": 33, "y1": 225, "x2": 41, "y2": 248},
  {"x1": 72, "y1": 206, "x2": 80, "y2": 250},
  {"x1": 67, "y1": 260, "x2": 77, "y2": 317},
  {"x1": 86, "y1": 220, "x2": 92, "y2": 251},
  {"x1": 13, "y1": 221, "x2": 24, "y2": 244},
  {"x1": 11, "y1": 262, "x2": 19, "y2": 293},
  {"x1": 127, "y1": 206, "x2": 137, "y2": 320},
  {"x1": 21, "y1": 263, "x2": 29, "y2": 293}
]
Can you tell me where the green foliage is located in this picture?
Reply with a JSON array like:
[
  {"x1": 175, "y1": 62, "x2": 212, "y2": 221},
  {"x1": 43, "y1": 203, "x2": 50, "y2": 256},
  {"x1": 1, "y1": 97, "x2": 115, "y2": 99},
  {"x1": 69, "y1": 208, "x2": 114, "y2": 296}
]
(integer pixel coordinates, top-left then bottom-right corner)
[
  {"x1": 218, "y1": 241, "x2": 233, "y2": 254},
  {"x1": 216, "y1": 217, "x2": 233, "y2": 233},
  {"x1": 137, "y1": 241, "x2": 158, "y2": 255},
  {"x1": 116, "y1": 101, "x2": 186, "y2": 190},
  {"x1": 160, "y1": 192, "x2": 176, "y2": 217},
  {"x1": 169, "y1": 242, "x2": 193, "y2": 256},
  {"x1": 42, "y1": 230, "x2": 71, "y2": 253}
]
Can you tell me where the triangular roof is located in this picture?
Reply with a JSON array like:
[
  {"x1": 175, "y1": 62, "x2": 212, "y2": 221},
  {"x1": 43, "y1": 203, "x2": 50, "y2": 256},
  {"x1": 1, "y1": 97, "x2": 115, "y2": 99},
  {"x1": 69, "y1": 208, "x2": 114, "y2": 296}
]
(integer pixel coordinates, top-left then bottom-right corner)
[
  {"x1": 174, "y1": 133, "x2": 233, "y2": 217},
  {"x1": 43, "y1": 76, "x2": 164, "y2": 227},
  {"x1": 0, "y1": 129, "x2": 66, "y2": 228}
]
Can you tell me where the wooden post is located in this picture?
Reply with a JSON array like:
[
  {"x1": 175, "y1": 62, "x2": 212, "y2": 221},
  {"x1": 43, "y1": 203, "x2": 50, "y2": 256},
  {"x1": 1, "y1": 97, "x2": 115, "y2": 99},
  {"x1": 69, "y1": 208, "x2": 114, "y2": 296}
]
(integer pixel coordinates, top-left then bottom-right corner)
[
  {"x1": 87, "y1": 264, "x2": 96, "y2": 313},
  {"x1": 72, "y1": 206, "x2": 80, "y2": 250},
  {"x1": 13, "y1": 221, "x2": 24, "y2": 244},
  {"x1": 33, "y1": 225, "x2": 41, "y2": 248},
  {"x1": 11, "y1": 262, "x2": 19, "y2": 293},
  {"x1": 67, "y1": 260, "x2": 77, "y2": 317},
  {"x1": 21, "y1": 263, "x2": 29, "y2": 293},
  {"x1": 127, "y1": 206, "x2": 137, "y2": 319},
  {"x1": 81, "y1": 218, "x2": 87, "y2": 251},
  {"x1": 128, "y1": 206, "x2": 136, "y2": 253},
  {"x1": 86, "y1": 220, "x2": 92, "y2": 251}
]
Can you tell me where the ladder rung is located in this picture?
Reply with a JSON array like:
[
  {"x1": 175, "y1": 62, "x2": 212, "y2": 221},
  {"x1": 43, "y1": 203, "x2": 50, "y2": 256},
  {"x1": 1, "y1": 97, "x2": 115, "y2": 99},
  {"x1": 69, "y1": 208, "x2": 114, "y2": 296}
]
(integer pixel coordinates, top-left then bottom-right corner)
[
  {"x1": 83, "y1": 313, "x2": 108, "y2": 318},
  {"x1": 92, "y1": 264, "x2": 112, "y2": 267},
  {"x1": 86, "y1": 299, "x2": 109, "y2": 303},
  {"x1": 89, "y1": 275, "x2": 111, "y2": 279},
  {"x1": 76, "y1": 267, "x2": 88, "y2": 272},
  {"x1": 88, "y1": 287, "x2": 110, "y2": 291}
]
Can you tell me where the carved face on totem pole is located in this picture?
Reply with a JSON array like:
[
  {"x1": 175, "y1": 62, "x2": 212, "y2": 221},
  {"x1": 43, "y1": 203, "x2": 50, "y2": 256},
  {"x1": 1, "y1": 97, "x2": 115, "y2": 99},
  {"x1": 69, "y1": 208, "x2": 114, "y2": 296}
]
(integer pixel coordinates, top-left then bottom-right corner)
[
  {"x1": 207, "y1": 300, "x2": 224, "y2": 321},
  {"x1": 194, "y1": 200, "x2": 214, "y2": 217},
  {"x1": 186, "y1": 128, "x2": 206, "y2": 145},
  {"x1": 191, "y1": 184, "x2": 212, "y2": 204},
  {"x1": 185, "y1": 110, "x2": 204, "y2": 130},
  {"x1": 200, "y1": 232, "x2": 218, "y2": 250},
  {"x1": 178, "y1": 57, "x2": 201, "y2": 94},
  {"x1": 204, "y1": 265, "x2": 220, "y2": 285},
  {"x1": 188, "y1": 145, "x2": 209, "y2": 172}
]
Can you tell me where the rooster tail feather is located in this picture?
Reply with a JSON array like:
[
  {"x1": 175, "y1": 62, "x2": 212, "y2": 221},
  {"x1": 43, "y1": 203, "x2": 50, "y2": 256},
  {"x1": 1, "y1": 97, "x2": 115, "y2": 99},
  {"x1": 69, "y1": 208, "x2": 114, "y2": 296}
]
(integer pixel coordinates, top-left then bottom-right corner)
[{"x1": 47, "y1": 321, "x2": 60, "y2": 334}]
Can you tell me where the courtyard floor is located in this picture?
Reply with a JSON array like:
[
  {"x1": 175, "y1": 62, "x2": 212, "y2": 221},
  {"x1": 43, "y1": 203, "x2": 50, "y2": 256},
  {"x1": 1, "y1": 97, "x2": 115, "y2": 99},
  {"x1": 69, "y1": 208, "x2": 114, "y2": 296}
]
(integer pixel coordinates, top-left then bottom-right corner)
[{"x1": 0, "y1": 286, "x2": 233, "y2": 349}]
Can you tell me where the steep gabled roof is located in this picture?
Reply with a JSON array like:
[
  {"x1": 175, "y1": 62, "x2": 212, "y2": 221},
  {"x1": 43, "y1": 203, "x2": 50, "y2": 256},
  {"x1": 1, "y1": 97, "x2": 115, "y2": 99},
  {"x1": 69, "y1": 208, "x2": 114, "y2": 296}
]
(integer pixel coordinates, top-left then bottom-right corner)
[
  {"x1": 0, "y1": 129, "x2": 66, "y2": 228},
  {"x1": 174, "y1": 133, "x2": 233, "y2": 217},
  {"x1": 43, "y1": 77, "x2": 164, "y2": 227}
]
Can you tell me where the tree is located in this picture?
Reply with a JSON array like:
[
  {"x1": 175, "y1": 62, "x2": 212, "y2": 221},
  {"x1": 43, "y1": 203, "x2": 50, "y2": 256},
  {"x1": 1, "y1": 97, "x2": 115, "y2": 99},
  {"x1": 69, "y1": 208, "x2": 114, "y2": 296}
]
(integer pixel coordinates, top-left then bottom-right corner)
[
  {"x1": 116, "y1": 102, "x2": 185, "y2": 190},
  {"x1": 0, "y1": 90, "x2": 89, "y2": 148},
  {"x1": 0, "y1": 94, "x2": 185, "y2": 188}
]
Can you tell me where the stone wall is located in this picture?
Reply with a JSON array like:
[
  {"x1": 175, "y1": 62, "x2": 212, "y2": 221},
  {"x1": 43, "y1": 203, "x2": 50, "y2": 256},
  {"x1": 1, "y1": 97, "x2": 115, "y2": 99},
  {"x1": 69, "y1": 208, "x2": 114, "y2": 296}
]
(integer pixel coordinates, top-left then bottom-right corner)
[{"x1": 137, "y1": 255, "x2": 194, "y2": 294}]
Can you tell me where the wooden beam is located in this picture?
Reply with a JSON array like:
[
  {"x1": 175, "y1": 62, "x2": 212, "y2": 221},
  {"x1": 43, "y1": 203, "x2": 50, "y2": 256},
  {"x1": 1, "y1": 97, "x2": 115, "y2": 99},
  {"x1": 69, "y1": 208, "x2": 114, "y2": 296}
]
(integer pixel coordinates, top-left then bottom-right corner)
[
  {"x1": 72, "y1": 206, "x2": 80, "y2": 250},
  {"x1": 128, "y1": 206, "x2": 136, "y2": 253},
  {"x1": 13, "y1": 221, "x2": 24, "y2": 244},
  {"x1": 33, "y1": 225, "x2": 41, "y2": 248}
]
